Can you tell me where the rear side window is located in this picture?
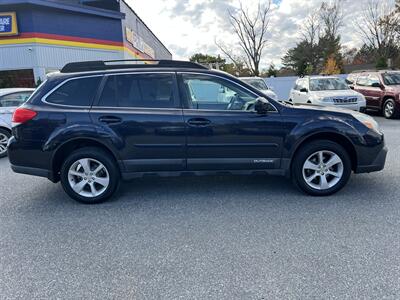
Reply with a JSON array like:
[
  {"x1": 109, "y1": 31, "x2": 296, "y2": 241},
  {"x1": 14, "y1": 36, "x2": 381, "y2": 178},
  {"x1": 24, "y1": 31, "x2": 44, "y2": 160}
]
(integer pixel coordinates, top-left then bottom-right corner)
[
  {"x1": 0, "y1": 92, "x2": 33, "y2": 107},
  {"x1": 356, "y1": 76, "x2": 368, "y2": 86},
  {"x1": 46, "y1": 77, "x2": 101, "y2": 106},
  {"x1": 98, "y1": 74, "x2": 176, "y2": 108}
]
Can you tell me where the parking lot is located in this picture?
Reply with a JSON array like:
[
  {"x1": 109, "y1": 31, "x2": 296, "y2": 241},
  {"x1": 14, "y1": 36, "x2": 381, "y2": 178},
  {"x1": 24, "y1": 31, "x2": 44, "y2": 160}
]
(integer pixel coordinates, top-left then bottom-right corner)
[{"x1": 0, "y1": 116, "x2": 399, "y2": 299}]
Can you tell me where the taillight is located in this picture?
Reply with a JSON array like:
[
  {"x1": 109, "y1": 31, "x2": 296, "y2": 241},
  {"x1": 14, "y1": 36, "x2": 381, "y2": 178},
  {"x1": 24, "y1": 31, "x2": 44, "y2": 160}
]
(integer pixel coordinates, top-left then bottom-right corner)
[{"x1": 12, "y1": 108, "x2": 37, "y2": 126}]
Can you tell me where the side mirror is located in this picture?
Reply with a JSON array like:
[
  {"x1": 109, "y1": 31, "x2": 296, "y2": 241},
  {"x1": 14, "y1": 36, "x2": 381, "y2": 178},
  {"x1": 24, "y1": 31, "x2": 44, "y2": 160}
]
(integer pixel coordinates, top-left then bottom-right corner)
[
  {"x1": 371, "y1": 82, "x2": 382, "y2": 88},
  {"x1": 254, "y1": 97, "x2": 270, "y2": 114},
  {"x1": 300, "y1": 88, "x2": 308, "y2": 93}
]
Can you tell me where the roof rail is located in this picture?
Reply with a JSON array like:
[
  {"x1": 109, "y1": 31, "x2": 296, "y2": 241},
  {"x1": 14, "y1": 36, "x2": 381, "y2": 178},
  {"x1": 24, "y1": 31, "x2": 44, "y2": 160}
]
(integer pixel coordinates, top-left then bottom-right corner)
[{"x1": 60, "y1": 59, "x2": 208, "y2": 73}]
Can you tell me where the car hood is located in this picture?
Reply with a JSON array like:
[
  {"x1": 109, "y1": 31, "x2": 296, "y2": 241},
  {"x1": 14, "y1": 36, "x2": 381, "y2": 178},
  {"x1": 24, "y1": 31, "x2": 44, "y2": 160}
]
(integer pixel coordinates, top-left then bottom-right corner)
[
  {"x1": 260, "y1": 89, "x2": 278, "y2": 99},
  {"x1": 289, "y1": 102, "x2": 361, "y2": 116},
  {"x1": 311, "y1": 89, "x2": 361, "y2": 97}
]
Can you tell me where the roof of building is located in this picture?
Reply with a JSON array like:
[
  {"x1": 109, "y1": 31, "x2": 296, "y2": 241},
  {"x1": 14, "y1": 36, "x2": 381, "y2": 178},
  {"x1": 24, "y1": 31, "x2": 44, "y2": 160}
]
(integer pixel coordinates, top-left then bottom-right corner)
[
  {"x1": 0, "y1": 0, "x2": 124, "y2": 19},
  {"x1": 0, "y1": 0, "x2": 172, "y2": 56},
  {"x1": 120, "y1": 0, "x2": 172, "y2": 56}
]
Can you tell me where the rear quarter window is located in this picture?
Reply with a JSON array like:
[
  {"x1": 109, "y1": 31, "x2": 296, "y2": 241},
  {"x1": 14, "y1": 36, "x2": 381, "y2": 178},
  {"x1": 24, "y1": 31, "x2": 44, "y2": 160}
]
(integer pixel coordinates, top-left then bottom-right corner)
[{"x1": 46, "y1": 76, "x2": 101, "y2": 106}]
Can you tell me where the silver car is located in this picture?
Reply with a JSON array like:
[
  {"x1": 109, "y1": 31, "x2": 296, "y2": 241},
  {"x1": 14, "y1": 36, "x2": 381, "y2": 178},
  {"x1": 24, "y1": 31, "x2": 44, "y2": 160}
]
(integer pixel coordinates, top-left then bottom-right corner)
[
  {"x1": 239, "y1": 77, "x2": 278, "y2": 101},
  {"x1": 0, "y1": 88, "x2": 35, "y2": 157}
]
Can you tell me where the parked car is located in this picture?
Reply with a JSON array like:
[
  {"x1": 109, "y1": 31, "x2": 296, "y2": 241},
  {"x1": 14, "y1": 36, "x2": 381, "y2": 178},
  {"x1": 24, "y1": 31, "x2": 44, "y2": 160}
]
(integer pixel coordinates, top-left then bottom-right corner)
[
  {"x1": 346, "y1": 70, "x2": 400, "y2": 119},
  {"x1": 289, "y1": 76, "x2": 366, "y2": 112},
  {"x1": 0, "y1": 88, "x2": 35, "y2": 158},
  {"x1": 239, "y1": 77, "x2": 278, "y2": 100},
  {"x1": 8, "y1": 60, "x2": 387, "y2": 204}
]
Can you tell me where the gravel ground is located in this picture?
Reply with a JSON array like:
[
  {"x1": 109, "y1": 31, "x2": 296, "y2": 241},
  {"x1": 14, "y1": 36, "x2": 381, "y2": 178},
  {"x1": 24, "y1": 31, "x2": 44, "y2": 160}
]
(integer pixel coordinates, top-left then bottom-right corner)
[{"x1": 0, "y1": 116, "x2": 399, "y2": 299}]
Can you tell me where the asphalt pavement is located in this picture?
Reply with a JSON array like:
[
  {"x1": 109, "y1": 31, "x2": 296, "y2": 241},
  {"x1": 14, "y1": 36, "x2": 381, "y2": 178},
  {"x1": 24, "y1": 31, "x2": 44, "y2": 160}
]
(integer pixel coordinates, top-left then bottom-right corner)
[{"x1": 1, "y1": 116, "x2": 400, "y2": 299}]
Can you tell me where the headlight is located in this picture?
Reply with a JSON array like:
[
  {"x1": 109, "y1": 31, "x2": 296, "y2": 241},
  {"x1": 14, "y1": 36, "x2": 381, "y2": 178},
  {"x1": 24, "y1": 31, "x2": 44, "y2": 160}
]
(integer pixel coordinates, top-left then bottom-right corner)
[
  {"x1": 309, "y1": 95, "x2": 331, "y2": 103},
  {"x1": 321, "y1": 97, "x2": 333, "y2": 103},
  {"x1": 353, "y1": 112, "x2": 380, "y2": 133}
]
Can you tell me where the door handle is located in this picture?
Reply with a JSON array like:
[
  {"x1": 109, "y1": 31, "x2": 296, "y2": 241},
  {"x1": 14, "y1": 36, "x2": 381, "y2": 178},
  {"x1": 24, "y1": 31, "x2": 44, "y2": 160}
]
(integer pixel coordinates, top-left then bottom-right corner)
[
  {"x1": 187, "y1": 118, "x2": 211, "y2": 127},
  {"x1": 99, "y1": 116, "x2": 122, "y2": 124}
]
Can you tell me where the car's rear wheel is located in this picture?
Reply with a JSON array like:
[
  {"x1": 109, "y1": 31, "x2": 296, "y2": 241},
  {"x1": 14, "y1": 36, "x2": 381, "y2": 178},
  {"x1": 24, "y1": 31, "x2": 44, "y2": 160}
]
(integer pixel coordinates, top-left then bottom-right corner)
[
  {"x1": 292, "y1": 140, "x2": 351, "y2": 196},
  {"x1": 383, "y1": 98, "x2": 398, "y2": 119},
  {"x1": 0, "y1": 129, "x2": 11, "y2": 158},
  {"x1": 60, "y1": 147, "x2": 120, "y2": 204}
]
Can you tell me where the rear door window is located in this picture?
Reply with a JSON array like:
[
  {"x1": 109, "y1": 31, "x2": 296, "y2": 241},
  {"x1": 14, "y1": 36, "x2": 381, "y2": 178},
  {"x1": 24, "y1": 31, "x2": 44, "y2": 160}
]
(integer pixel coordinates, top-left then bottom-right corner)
[
  {"x1": 46, "y1": 77, "x2": 101, "y2": 106},
  {"x1": 368, "y1": 75, "x2": 380, "y2": 86},
  {"x1": 356, "y1": 76, "x2": 368, "y2": 86},
  {"x1": 97, "y1": 73, "x2": 177, "y2": 108}
]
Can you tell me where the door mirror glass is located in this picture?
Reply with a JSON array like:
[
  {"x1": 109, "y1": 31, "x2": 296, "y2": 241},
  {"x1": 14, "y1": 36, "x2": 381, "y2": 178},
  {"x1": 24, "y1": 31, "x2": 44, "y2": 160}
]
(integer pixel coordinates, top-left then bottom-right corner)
[
  {"x1": 254, "y1": 97, "x2": 270, "y2": 114},
  {"x1": 300, "y1": 88, "x2": 308, "y2": 93}
]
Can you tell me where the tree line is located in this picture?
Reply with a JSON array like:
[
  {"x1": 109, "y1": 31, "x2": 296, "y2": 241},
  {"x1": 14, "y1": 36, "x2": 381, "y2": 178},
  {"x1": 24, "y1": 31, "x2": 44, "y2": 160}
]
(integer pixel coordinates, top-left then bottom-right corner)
[{"x1": 190, "y1": 0, "x2": 400, "y2": 77}]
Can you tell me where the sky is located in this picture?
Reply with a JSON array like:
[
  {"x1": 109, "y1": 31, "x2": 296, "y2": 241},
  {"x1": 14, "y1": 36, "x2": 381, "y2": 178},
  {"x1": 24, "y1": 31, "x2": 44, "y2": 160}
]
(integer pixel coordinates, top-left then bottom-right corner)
[{"x1": 127, "y1": 0, "x2": 395, "y2": 69}]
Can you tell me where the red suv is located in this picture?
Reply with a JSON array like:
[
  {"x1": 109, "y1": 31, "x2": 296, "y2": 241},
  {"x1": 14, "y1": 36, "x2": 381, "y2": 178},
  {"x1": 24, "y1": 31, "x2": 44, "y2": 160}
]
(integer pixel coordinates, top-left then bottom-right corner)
[{"x1": 346, "y1": 71, "x2": 400, "y2": 119}]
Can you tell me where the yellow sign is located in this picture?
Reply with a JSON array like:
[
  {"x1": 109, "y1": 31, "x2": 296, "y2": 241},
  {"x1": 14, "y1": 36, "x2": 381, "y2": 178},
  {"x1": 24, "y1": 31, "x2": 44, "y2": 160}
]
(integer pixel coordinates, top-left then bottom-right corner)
[{"x1": 0, "y1": 12, "x2": 18, "y2": 36}]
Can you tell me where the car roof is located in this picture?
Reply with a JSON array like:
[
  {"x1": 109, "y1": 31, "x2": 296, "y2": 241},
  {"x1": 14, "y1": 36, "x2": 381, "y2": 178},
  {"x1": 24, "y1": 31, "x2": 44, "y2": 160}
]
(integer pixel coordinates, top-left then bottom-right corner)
[
  {"x1": 304, "y1": 76, "x2": 340, "y2": 80},
  {"x1": 0, "y1": 88, "x2": 35, "y2": 96}
]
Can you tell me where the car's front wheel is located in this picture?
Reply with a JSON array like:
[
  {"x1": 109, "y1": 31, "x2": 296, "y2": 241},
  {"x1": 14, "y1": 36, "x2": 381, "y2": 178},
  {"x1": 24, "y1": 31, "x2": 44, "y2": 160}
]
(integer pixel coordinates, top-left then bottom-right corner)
[
  {"x1": 60, "y1": 147, "x2": 120, "y2": 204},
  {"x1": 0, "y1": 128, "x2": 11, "y2": 158},
  {"x1": 292, "y1": 140, "x2": 352, "y2": 196}
]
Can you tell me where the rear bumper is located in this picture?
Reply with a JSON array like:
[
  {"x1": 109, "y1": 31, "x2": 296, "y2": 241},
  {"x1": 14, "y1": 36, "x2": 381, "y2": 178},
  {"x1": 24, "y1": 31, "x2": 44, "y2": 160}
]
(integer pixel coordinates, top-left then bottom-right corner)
[
  {"x1": 10, "y1": 164, "x2": 58, "y2": 182},
  {"x1": 355, "y1": 146, "x2": 388, "y2": 173},
  {"x1": 8, "y1": 136, "x2": 58, "y2": 182}
]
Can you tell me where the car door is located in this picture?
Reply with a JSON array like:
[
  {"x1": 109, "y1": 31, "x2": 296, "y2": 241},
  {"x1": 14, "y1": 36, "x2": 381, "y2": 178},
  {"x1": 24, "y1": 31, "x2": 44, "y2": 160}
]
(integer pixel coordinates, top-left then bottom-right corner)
[
  {"x1": 179, "y1": 73, "x2": 285, "y2": 171},
  {"x1": 297, "y1": 79, "x2": 310, "y2": 103},
  {"x1": 365, "y1": 74, "x2": 383, "y2": 108},
  {"x1": 291, "y1": 79, "x2": 308, "y2": 103},
  {"x1": 90, "y1": 72, "x2": 186, "y2": 173},
  {"x1": 289, "y1": 80, "x2": 299, "y2": 102},
  {"x1": 354, "y1": 75, "x2": 372, "y2": 107}
]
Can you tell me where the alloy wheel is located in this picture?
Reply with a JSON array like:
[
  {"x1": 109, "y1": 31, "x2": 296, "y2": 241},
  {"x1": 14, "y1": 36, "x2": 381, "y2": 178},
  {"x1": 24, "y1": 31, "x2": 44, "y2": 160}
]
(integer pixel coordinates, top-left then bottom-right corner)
[
  {"x1": 302, "y1": 150, "x2": 344, "y2": 190},
  {"x1": 68, "y1": 158, "x2": 110, "y2": 198},
  {"x1": 384, "y1": 101, "x2": 394, "y2": 118},
  {"x1": 0, "y1": 132, "x2": 9, "y2": 156}
]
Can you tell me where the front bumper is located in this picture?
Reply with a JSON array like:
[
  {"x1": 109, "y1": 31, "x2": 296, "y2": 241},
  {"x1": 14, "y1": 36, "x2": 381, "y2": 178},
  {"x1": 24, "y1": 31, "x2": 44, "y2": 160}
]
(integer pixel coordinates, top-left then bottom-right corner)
[{"x1": 355, "y1": 146, "x2": 388, "y2": 173}]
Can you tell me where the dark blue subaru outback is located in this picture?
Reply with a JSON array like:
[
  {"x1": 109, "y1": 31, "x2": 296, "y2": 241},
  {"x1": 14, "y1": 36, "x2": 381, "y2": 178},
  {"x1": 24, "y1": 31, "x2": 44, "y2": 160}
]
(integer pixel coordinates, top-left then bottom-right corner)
[{"x1": 8, "y1": 60, "x2": 387, "y2": 203}]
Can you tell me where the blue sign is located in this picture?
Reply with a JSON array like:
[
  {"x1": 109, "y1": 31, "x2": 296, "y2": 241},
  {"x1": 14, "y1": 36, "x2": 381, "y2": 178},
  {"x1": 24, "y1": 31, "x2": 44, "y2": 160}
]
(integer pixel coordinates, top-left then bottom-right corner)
[
  {"x1": 0, "y1": 12, "x2": 18, "y2": 36},
  {"x1": 0, "y1": 16, "x2": 12, "y2": 33}
]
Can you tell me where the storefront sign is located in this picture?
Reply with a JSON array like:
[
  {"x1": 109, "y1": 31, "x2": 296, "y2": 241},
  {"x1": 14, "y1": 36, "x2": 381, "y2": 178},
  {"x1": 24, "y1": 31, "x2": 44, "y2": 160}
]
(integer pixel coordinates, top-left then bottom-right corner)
[
  {"x1": 0, "y1": 12, "x2": 18, "y2": 36},
  {"x1": 125, "y1": 26, "x2": 155, "y2": 58}
]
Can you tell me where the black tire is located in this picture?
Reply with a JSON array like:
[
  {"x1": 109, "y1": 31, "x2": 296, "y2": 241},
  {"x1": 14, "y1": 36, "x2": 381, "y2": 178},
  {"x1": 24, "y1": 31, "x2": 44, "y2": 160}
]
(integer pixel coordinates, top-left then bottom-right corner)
[
  {"x1": 291, "y1": 140, "x2": 352, "y2": 196},
  {"x1": 0, "y1": 128, "x2": 11, "y2": 158},
  {"x1": 383, "y1": 98, "x2": 399, "y2": 119},
  {"x1": 60, "y1": 147, "x2": 120, "y2": 204}
]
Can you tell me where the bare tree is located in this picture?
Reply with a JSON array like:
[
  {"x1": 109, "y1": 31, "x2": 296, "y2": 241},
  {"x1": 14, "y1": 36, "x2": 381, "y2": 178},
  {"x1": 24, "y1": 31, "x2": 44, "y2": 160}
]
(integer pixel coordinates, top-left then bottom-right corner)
[
  {"x1": 356, "y1": 0, "x2": 398, "y2": 59},
  {"x1": 214, "y1": 39, "x2": 250, "y2": 73},
  {"x1": 319, "y1": 0, "x2": 344, "y2": 38},
  {"x1": 217, "y1": 1, "x2": 271, "y2": 76},
  {"x1": 302, "y1": 13, "x2": 320, "y2": 45}
]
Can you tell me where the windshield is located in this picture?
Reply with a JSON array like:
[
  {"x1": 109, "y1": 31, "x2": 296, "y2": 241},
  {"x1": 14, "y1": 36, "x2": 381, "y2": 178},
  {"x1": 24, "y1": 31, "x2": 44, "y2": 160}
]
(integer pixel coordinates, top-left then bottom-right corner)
[
  {"x1": 242, "y1": 78, "x2": 268, "y2": 90},
  {"x1": 382, "y1": 73, "x2": 400, "y2": 85},
  {"x1": 309, "y1": 78, "x2": 349, "y2": 91}
]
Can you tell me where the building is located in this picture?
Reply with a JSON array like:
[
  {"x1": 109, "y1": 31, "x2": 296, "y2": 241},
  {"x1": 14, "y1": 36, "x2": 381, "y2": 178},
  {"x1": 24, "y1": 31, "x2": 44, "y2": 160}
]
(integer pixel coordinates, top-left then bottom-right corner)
[{"x1": 0, "y1": 0, "x2": 172, "y2": 87}]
